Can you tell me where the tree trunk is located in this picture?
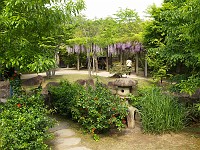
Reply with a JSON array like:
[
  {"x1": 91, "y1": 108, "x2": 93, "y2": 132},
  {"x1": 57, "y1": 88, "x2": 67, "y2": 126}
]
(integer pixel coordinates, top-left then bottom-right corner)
[
  {"x1": 92, "y1": 54, "x2": 95, "y2": 73},
  {"x1": 110, "y1": 53, "x2": 113, "y2": 67},
  {"x1": 120, "y1": 49, "x2": 123, "y2": 64},
  {"x1": 106, "y1": 47, "x2": 109, "y2": 72},
  {"x1": 122, "y1": 51, "x2": 125, "y2": 65},
  {"x1": 95, "y1": 55, "x2": 98, "y2": 73},
  {"x1": 77, "y1": 53, "x2": 80, "y2": 71},
  {"x1": 87, "y1": 47, "x2": 91, "y2": 78}
]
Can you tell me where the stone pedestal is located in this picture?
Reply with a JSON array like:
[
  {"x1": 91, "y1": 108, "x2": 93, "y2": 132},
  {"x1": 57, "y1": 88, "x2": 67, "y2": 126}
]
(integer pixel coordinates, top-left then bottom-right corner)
[{"x1": 127, "y1": 106, "x2": 138, "y2": 128}]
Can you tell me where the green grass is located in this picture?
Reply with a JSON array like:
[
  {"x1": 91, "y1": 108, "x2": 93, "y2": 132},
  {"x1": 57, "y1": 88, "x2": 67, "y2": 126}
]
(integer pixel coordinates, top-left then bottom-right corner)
[{"x1": 136, "y1": 86, "x2": 186, "y2": 134}]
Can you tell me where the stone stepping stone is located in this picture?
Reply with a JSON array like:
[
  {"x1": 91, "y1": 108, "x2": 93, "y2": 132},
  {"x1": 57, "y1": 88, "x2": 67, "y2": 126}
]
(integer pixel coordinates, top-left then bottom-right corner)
[
  {"x1": 54, "y1": 138, "x2": 81, "y2": 149},
  {"x1": 49, "y1": 122, "x2": 69, "y2": 132},
  {"x1": 0, "y1": 98, "x2": 7, "y2": 103},
  {"x1": 54, "y1": 129, "x2": 75, "y2": 137},
  {"x1": 68, "y1": 147, "x2": 92, "y2": 150}
]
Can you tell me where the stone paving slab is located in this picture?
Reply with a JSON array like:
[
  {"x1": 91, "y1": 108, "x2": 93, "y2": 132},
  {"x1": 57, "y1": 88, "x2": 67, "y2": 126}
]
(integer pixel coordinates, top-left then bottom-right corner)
[
  {"x1": 68, "y1": 146, "x2": 92, "y2": 150},
  {"x1": 54, "y1": 138, "x2": 81, "y2": 149},
  {"x1": 0, "y1": 98, "x2": 7, "y2": 103},
  {"x1": 54, "y1": 129, "x2": 75, "y2": 137}
]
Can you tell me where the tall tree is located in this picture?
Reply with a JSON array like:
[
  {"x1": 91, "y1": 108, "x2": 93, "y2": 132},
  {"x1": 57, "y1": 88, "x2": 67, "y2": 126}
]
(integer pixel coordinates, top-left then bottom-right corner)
[
  {"x1": 114, "y1": 8, "x2": 142, "y2": 38},
  {"x1": 143, "y1": 0, "x2": 200, "y2": 94},
  {"x1": 0, "y1": 0, "x2": 85, "y2": 73}
]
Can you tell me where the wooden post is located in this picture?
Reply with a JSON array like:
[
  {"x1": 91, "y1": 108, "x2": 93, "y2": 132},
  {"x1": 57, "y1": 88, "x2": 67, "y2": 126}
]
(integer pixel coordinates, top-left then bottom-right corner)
[
  {"x1": 135, "y1": 53, "x2": 139, "y2": 75},
  {"x1": 144, "y1": 58, "x2": 148, "y2": 77},
  {"x1": 77, "y1": 53, "x2": 80, "y2": 71},
  {"x1": 87, "y1": 46, "x2": 91, "y2": 78},
  {"x1": 110, "y1": 53, "x2": 113, "y2": 67},
  {"x1": 95, "y1": 55, "x2": 98, "y2": 73},
  {"x1": 92, "y1": 43, "x2": 95, "y2": 73},
  {"x1": 106, "y1": 47, "x2": 109, "y2": 72},
  {"x1": 92, "y1": 53, "x2": 95, "y2": 73},
  {"x1": 120, "y1": 49, "x2": 123, "y2": 64}
]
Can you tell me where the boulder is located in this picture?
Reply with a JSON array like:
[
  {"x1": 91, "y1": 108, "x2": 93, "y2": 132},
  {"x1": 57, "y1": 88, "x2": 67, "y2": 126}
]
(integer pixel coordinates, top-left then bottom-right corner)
[{"x1": 22, "y1": 75, "x2": 44, "y2": 86}]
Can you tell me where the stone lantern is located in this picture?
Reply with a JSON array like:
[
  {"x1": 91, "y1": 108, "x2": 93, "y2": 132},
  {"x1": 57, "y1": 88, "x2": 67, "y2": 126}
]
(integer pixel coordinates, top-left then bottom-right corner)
[{"x1": 113, "y1": 78, "x2": 138, "y2": 97}]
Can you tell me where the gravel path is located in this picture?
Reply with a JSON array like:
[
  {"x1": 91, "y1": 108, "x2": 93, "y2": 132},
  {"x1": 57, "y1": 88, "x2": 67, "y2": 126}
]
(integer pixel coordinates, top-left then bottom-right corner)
[{"x1": 21, "y1": 68, "x2": 147, "y2": 80}]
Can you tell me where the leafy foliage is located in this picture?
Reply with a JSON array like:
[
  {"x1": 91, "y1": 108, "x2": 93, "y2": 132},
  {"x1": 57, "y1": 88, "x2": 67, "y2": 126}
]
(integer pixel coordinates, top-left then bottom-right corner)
[
  {"x1": 143, "y1": 0, "x2": 200, "y2": 94},
  {"x1": 0, "y1": 87, "x2": 55, "y2": 150},
  {"x1": 48, "y1": 80, "x2": 80, "y2": 115},
  {"x1": 109, "y1": 62, "x2": 131, "y2": 77},
  {"x1": 186, "y1": 102, "x2": 200, "y2": 124},
  {"x1": 130, "y1": 86, "x2": 186, "y2": 134},
  {"x1": 0, "y1": 0, "x2": 85, "y2": 73},
  {"x1": 48, "y1": 80, "x2": 128, "y2": 139}
]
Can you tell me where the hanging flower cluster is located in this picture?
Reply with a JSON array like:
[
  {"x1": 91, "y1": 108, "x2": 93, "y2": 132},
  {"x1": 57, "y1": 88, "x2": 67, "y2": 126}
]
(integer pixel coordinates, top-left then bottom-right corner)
[
  {"x1": 66, "y1": 41, "x2": 143, "y2": 56},
  {"x1": 66, "y1": 44, "x2": 103, "y2": 54},
  {"x1": 108, "y1": 41, "x2": 143, "y2": 56}
]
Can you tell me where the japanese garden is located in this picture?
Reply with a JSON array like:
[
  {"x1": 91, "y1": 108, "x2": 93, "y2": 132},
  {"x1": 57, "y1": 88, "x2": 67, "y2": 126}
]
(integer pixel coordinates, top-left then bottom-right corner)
[{"x1": 0, "y1": 0, "x2": 200, "y2": 149}]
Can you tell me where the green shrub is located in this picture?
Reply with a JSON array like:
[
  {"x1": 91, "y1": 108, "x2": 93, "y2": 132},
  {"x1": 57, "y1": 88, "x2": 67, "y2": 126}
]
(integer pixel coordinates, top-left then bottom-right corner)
[
  {"x1": 71, "y1": 81, "x2": 128, "y2": 134},
  {"x1": 186, "y1": 102, "x2": 200, "y2": 124},
  {"x1": 48, "y1": 80, "x2": 81, "y2": 115},
  {"x1": 49, "y1": 80, "x2": 128, "y2": 137},
  {"x1": 109, "y1": 62, "x2": 131, "y2": 77},
  {"x1": 0, "y1": 88, "x2": 55, "y2": 150},
  {"x1": 130, "y1": 86, "x2": 186, "y2": 134}
]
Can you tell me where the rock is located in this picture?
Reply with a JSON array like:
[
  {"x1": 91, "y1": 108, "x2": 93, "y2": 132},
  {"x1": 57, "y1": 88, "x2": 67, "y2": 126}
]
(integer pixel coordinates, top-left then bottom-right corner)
[
  {"x1": 0, "y1": 81, "x2": 9, "y2": 99},
  {"x1": 76, "y1": 79, "x2": 94, "y2": 87},
  {"x1": 22, "y1": 75, "x2": 44, "y2": 86},
  {"x1": 86, "y1": 79, "x2": 94, "y2": 87},
  {"x1": 76, "y1": 79, "x2": 86, "y2": 86},
  {"x1": 107, "y1": 81, "x2": 117, "y2": 94},
  {"x1": 46, "y1": 82, "x2": 60, "y2": 89}
]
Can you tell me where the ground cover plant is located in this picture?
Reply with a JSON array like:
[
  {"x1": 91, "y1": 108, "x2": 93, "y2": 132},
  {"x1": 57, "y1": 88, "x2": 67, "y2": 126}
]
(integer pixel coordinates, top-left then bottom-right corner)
[
  {"x1": 48, "y1": 79, "x2": 128, "y2": 140},
  {"x1": 129, "y1": 86, "x2": 186, "y2": 134},
  {"x1": 0, "y1": 87, "x2": 55, "y2": 150}
]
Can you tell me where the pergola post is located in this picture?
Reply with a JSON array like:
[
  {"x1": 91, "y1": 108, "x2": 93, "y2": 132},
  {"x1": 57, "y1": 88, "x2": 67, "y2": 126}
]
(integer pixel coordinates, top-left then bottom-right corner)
[
  {"x1": 135, "y1": 53, "x2": 139, "y2": 75},
  {"x1": 106, "y1": 47, "x2": 109, "y2": 72},
  {"x1": 144, "y1": 58, "x2": 148, "y2": 77},
  {"x1": 77, "y1": 52, "x2": 80, "y2": 71},
  {"x1": 120, "y1": 49, "x2": 123, "y2": 64},
  {"x1": 87, "y1": 46, "x2": 92, "y2": 78}
]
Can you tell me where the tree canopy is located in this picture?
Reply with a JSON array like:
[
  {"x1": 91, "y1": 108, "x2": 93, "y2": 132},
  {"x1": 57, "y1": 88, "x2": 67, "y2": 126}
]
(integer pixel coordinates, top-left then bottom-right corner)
[
  {"x1": 0, "y1": 0, "x2": 85, "y2": 73},
  {"x1": 143, "y1": 0, "x2": 200, "y2": 94},
  {"x1": 67, "y1": 8, "x2": 143, "y2": 49}
]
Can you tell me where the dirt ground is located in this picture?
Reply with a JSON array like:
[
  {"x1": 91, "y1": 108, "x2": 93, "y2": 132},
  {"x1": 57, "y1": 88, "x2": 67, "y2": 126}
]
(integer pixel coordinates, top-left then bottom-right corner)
[{"x1": 54, "y1": 115, "x2": 200, "y2": 150}]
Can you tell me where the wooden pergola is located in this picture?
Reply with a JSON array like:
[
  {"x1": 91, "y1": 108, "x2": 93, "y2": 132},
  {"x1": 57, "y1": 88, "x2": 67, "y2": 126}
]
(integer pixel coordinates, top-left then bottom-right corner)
[{"x1": 65, "y1": 37, "x2": 148, "y2": 77}]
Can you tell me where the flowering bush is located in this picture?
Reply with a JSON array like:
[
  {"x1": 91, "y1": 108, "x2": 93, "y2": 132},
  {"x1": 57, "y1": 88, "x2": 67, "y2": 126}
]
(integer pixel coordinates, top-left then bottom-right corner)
[
  {"x1": 0, "y1": 87, "x2": 55, "y2": 150},
  {"x1": 71, "y1": 82, "x2": 128, "y2": 133},
  {"x1": 49, "y1": 80, "x2": 128, "y2": 138}
]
